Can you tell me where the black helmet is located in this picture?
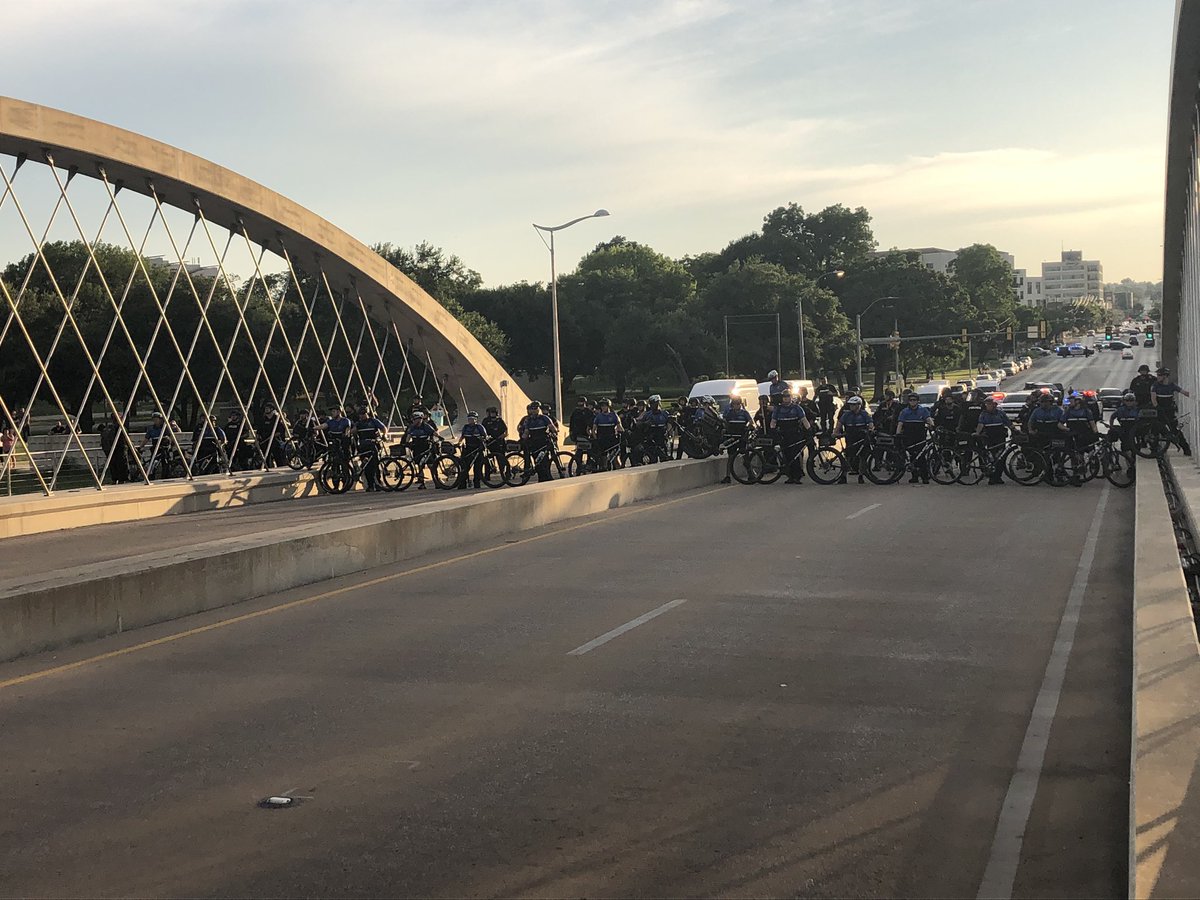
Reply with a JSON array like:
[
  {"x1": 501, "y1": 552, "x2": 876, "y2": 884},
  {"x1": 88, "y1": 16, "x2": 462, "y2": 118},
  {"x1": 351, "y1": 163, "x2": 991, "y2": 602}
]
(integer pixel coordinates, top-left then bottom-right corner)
[
  {"x1": 1157, "y1": 367, "x2": 1170, "y2": 376},
  {"x1": 527, "y1": 401, "x2": 541, "y2": 411},
  {"x1": 486, "y1": 406, "x2": 498, "y2": 414},
  {"x1": 1138, "y1": 364, "x2": 1151, "y2": 373}
]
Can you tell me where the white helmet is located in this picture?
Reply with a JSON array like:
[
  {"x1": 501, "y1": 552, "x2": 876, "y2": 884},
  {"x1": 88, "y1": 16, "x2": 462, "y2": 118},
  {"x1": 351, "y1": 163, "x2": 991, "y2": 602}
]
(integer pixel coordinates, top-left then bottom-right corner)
[
  {"x1": 768, "y1": 370, "x2": 779, "y2": 379},
  {"x1": 648, "y1": 394, "x2": 662, "y2": 404}
]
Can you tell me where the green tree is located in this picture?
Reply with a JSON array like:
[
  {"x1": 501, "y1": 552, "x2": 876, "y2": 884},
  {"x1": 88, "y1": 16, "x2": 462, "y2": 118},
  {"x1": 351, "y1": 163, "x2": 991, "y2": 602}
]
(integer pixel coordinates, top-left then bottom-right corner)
[
  {"x1": 948, "y1": 244, "x2": 1017, "y2": 329},
  {"x1": 373, "y1": 241, "x2": 509, "y2": 359}
]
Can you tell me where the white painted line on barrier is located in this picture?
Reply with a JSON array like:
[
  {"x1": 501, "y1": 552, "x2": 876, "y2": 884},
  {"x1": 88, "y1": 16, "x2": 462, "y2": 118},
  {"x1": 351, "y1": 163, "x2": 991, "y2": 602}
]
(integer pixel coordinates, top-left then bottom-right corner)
[
  {"x1": 976, "y1": 484, "x2": 1111, "y2": 900},
  {"x1": 567, "y1": 598, "x2": 689, "y2": 656},
  {"x1": 846, "y1": 503, "x2": 881, "y2": 520}
]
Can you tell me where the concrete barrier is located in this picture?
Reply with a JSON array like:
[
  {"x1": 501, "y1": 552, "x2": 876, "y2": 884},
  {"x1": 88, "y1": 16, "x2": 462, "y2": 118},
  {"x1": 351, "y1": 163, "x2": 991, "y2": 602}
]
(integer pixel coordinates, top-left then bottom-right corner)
[
  {"x1": 1131, "y1": 457, "x2": 1200, "y2": 899},
  {"x1": 0, "y1": 470, "x2": 318, "y2": 539},
  {"x1": 0, "y1": 458, "x2": 725, "y2": 662}
]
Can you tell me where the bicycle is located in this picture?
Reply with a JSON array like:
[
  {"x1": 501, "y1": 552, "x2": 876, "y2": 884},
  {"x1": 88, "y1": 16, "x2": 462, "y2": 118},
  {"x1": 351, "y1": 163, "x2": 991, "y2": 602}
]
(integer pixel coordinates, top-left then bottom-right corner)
[
  {"x1": 1135, "y1": 409, "x2": 1190, "y2": 458},
  {"x1": 284, "y1": 433, "x2": 328, "y2": 470},
  {"x1": 503, "y1": 442, "x2": 576, "y2": 486},
  {"x1": 430, "y1": 444, "x2": 507, "y2": 489},
  {"x1": 958, "y1": 433, "x2": 1042, "y2": 486},
  {"x1": 570, "y1": 437, "x2": 624, "y2": 475},
  {"x1": 1076, "y1": 436, "x2": 1136, "y2": 488},
  {"x1": 864, "y1": 434, "x2": 958, "y2": 485}
]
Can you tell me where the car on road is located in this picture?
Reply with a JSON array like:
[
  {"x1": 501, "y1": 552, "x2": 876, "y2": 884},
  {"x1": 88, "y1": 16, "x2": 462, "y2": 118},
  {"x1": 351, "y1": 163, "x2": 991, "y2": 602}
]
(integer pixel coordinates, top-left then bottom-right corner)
[
  {"x1": 1122, "y1": 348, "x2": 1135, "y2": 360},
  {"x1": 689, "y1": 378, "x2": 759, "y2": 412},
  {"x1": 999, "y1": 391, "x2": 1031, "y2": 418},
  {"x1": 1024, "y1": 381, "x2": 1064, "y2": 394},
  {"x1": 1107, "y1": 339, "x2": 1130, "y2": 350},
  {"x1": 1062, "y1": 343, "x2": 1094, "y2": 357},
  {"x1": 1000, "y1": 361, "x2": 1020, "y2": 375},
  {"x1": 975, "y1": 377, "x2": 1001, "y2": 393},
  {"x1": 1093, "y1": 341, "x2": 1110, "y2": 351},
  {"x1": 1099, "y1": 387, "x2": 1125, "y2": 410},
  {"x1": 1128, "y1": 336, "x2": 1139, "y2": 345},
  {"x1": 956, "y1": 377, "x2": 977, "y2": 391},
  {"x1": 1029, "y1": 346, "x2": 1051, "y2": 356},
  {"x1": 1020, "y1": 355, "x2": 1033, "y2": 367},
  {"x1": 1145, "y1": 336, "x2": 1156, "y2": 348}
]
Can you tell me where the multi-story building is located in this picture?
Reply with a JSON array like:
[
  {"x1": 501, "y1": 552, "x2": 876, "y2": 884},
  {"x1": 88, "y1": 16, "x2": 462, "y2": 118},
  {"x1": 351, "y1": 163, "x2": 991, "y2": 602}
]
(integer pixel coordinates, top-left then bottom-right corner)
[
  {"x1": 1106, "y1": 289, "x2": 1135, "y2": 310},
  {"x1": 870, "y1": 247, "x2": 1015, "y2": 275},
  {"x1": 1042, "y1": 250, "x2": 1104, "y2": 305},
  {"x1": 1013, "y1": 269, "x2": 1045, "y2": 307}
]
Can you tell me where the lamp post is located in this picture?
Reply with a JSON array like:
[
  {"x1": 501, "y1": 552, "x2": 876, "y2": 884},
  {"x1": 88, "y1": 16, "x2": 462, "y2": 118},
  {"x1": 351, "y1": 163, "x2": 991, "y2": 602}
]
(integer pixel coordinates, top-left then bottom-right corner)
[
  {"x1": 855, "y1": 296, "x2": 901, "y2": 392},
  {"x1": 798, "y1": 269, "x2": 845, "y2": 380},
  {"x1": 532, "y1": 209, "x2": 610, "y2": 427}
]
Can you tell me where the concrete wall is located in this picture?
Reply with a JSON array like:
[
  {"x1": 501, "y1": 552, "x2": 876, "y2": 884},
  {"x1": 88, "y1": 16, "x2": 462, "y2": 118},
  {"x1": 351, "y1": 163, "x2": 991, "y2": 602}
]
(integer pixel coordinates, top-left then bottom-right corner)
[
  {"x1": 1132, "y1": 457, "x2": 1200, "y2": 898},
  {"x1": 0, "y1": 458, "x2": 724, "y2": 662},
  {"x1": 0, "y1": 470, "x2": 318, "y2": 538}
]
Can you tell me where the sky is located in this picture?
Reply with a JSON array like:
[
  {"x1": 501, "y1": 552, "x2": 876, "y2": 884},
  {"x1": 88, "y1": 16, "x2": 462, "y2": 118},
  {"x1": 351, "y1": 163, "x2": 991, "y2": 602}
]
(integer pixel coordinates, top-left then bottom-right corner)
[{"x1": 0, "y1": 0, "x2": 1178, "y2": 286}]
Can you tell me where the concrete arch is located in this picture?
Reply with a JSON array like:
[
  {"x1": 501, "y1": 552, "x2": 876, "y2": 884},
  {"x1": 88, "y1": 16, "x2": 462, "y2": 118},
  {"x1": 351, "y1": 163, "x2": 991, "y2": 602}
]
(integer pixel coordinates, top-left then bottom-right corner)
[{"x1": 0, "y1": 96, "x2": 530, "y2": 423}]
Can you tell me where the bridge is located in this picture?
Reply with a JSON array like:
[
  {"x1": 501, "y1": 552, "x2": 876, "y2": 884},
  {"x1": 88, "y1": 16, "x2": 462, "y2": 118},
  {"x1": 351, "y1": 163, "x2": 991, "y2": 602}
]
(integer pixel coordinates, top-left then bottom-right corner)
[{"x1": 2, "y1": 5, "x2": 1200, "y2": 896}]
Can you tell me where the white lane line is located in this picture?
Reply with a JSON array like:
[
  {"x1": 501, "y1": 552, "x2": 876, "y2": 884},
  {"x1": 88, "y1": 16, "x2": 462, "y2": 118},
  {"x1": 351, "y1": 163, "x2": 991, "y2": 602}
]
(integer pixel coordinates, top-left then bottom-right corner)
[
  {"x1": 976, "y1": 484, "x2": 1111, "y2": 900},
  {"x1": 567, "y1": 598, "x2": 689, "y2": 656},
  {"x1": 846, "y1": 503, "x2": 881, "y2": 520}
]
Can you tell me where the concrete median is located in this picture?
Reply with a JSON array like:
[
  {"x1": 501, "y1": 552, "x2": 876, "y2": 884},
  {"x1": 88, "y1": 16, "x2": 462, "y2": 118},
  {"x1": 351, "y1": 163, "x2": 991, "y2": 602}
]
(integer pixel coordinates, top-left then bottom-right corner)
[
  {"x1": 0, "y1": 469, "x2": 318, "y2": 539},
  {"x1": 0, "y1": 458, "x2": 724, "y2": 663},
  {"x1": 1131, "y1": 457, "x2": 1200, "y2": 899}
]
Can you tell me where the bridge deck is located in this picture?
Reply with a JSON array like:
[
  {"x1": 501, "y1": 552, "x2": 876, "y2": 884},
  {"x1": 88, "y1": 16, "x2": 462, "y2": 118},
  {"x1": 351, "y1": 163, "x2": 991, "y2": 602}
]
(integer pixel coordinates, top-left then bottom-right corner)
[{"x1": 0, "y1": 478, "x2": 1132, "y2": 897}]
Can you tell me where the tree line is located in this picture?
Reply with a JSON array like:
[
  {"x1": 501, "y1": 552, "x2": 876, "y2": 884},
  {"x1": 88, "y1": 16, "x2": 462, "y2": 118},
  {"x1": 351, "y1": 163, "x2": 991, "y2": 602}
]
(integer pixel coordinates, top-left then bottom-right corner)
[{"x1": 382, "y1": 202, "x2": 1112, "y2": 399}]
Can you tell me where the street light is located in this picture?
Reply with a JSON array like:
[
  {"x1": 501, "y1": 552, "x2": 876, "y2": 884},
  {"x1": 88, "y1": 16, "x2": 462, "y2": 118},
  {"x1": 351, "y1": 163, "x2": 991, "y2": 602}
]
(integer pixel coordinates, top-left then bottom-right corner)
[
  {"x1": 532, "y1": 209, "x2": 610, "y2": 426},
  {"x1": 798, "y1": 269, "x2": 845, "y2": 380},
  {"x1": 856, "y1": 296, "x2": 901, "y2": 392}
]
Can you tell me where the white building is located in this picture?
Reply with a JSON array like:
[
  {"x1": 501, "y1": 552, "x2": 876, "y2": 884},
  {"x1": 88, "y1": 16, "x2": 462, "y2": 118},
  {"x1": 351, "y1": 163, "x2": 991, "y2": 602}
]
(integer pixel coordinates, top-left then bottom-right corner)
[
  {"x1": 1041, "y1": 250, "x2": 1103, "y2": 305},
  {"x1": 871, "y1": 247, "x2": 1015, "y2": 275},
  {"x1": 1013, "y1": 269, "x2": 1045, "y2": 307}
]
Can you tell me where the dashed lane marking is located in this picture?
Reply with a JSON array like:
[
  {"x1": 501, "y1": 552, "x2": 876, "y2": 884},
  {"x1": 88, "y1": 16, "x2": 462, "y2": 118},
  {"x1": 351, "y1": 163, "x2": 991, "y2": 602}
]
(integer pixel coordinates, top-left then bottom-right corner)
[
  {"x1": 566, "y1": 598, "x2": 689, "y2": 656},
  {"x1": 846, "y1": 502, "x2": 882, "y2": 520},
  {"x1": 0, "y1": 484, "x2": 730, "y2": 692}
]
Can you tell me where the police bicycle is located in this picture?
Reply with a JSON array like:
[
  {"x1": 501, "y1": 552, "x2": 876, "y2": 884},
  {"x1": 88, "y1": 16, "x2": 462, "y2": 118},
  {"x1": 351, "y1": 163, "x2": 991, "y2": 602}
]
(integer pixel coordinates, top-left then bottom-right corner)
[
  {"x1": 569, "y1": 437, "x2": 624, "y2": 475},
  {"x1": 503, "y1": 441, "x2": 576, "y2": 486},
  {"x1": 956, "y1": 432, "x2": 1042, "y2": 486},
  {"x1": 1135, "y1": 409, "x2": 1190, "y2": 458},
  {"x1": 284, "y1": 431, "x2": 329, "y2": 471},
  {"x1": 430, "y1": 442, "x2": 507, "y2": 489},
  {"x1": 863, "y1": 433, "x2": 959, "y2": 485}
]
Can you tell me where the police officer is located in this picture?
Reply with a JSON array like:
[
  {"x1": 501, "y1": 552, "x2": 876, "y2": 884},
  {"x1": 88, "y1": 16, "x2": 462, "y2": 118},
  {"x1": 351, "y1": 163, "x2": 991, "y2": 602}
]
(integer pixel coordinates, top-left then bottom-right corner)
[
  {"x1": 872, "y1": 390, "x2": 899, "y2": 437},
  {"x1": 618, "y1": 398, "x2": 639, "y2": 466},
  {"x1": 797, "y1": 386, "x2": 822, "y2": 443},
  {"x1": 589, "y1": 398, "x2": 622, "y2": 471},
  {"x1": 974, "y1": 395, "x2": 1011, "y2": 484},
  {"x1": 833, "y1": 395, "x2": 873, "y2": 479},
  {"x1": 352, "y1": 407, "x2": 387, "y2": 491},
  {"x1": 481, "y1": 405, "x2": 509, "y2": 469},
  {"x1": 638, "y1": 395, "x2": 672, "y2": 463},
  {"x1": 769, "y1": 389, "x2": 813, "y2": 484},
  {"x1": 1130, "y1": 365, "x2": 1155, "y2": 408},
  {"x1": 1015, "y1": 390, "x2": 1043, "y2": 433},
  {"x1": 403, "y1": 410, "x2": 439, "y2": 488},
  {"x1": 1064, "y1": 393, "x2": 1098, "y2": 451},
  {"x1": 932, "y1": 390, "x2": 960, "y2": 433},
  {"x1": 1027, "y1": 392, "x2": 1067, "y2": 453},
  {"x1": 518, "y1": 400, "x2": 558, "y2": 482},
  {"x1": 1151, "y1": 367, "x2": 1192, "y2": 455},
  {"x1": 959, "y1": 389, "x2": 986, "y2": 437},
  {"x1": 456, "y1": 411, "x2": 489, "y2": 489},
  {"x1": 1109, "y1": 392, "x2": 1141, "y2": 454},
  {"x1": 719, "y1": 395, "x2": 753, "y2": 483},
  {"x1": 568, "y1": 396, "x2": 594, "y2": 445},
  {"x1": 815, "y1": 376, "x2": 840, "y2": 434},
  {"x1": 766, "y1": 370, "x2": 789, "y2": 407},
  {"x1": 895, "y1": 392, "x2": 934, "y2": 484}
]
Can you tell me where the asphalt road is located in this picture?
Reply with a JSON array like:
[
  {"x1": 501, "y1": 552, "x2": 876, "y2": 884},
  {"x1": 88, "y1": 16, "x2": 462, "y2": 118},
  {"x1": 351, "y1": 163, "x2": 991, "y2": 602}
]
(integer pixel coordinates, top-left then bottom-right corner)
[{"x1": 0, "y1": 464, "x2": 1133, "y2": 896}]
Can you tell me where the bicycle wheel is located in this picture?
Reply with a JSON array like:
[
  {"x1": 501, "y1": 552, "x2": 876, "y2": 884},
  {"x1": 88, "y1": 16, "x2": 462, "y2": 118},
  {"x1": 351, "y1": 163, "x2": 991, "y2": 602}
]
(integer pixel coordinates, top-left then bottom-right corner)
[
  {"x1": 1081, "y1": 446, "x2": 1102, "y2": 482},
  {"x1": 930, "y1": 448, "x2": 960, "y2": 484},
  {"x1": 378, "y1": 457, "x2": 414, "y2": 492},
  {"x1": 1044, "y1": 450, "x2": 1079, "y2": 487},
  {"x1": 555, "y1": 451, "x2": 577, "y2": 478},
  {"x1": 864, "y1": 449, "x2": 906, "y2": 485},
  {"x1": 431, "y1": 453, "x2": 461, "y2": 489},
  {"x1": 1005, "y1": 446, "x2": 1043, "y2": 485},
  {"x1": 730, "y1": 451, "x2": 758, "y2": 484},
  {"x1": 1135, "y1": 426, "x2": 1164, "y2": 458},
  {"x1": 482, "y1": 457, "x2": 506, "y2": 488},
  {"x1": 503, "y1": 451, "x2": 531, "y2": 486},
  {"x1": 806, "y1": 446, "x2": 846, "y2": 485},
  {"x1": 757, "y1": 447, "x2": 785, "y2": 484},
  {"x1": 956, "y1": 450, "x2": 986, "y2": 485},
  {"x1": 318, "y1": 458, "x2": 354, "y2": 494},
  {"x1": 283, "y1": 440, "x2": 306, "y2": 471},
  {"x1": 1103, "y1": 446, "x2": 1136, "y2": 488}
]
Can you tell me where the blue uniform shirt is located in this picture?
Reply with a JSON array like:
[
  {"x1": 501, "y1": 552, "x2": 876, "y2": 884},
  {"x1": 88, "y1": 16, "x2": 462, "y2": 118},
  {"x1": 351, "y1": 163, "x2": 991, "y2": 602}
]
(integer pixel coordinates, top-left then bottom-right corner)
[
  {"x1": 771, "y1": 403, "x2": 807, "y2": 428},
  {"x1": 1111, "y1": 405, "x2": 1140, "y2": 424},
  {"x1": 723, "y1": 408, "x2": 752, "y2": 429},
  {"x1": 1064, "y1": 405, "x2": 1095, "y2": 424},
  {"x1": 593, "y1": 411, "x2": 620, "y2": 432},
  {"x1": 641, "y1": 409, "x2": 670, "y2": 428},
  {"x1": 460, "y1": 422, "x2": 487, "y2": 445},
  {"x1": 406, "y1": 420, "x2": 437, "y2": 441},
  {"x1": 1153, "y1": 381, "x2": 1184, "y2": 398},
  {"x1": 897, "y1": 405, "x2": 931, "y2": 424},
  {"x1": 521, "y1": 413, "x2": 555, "y2": 443},
  {"x1": 325, "y1": 416, "x2": 351, "y2": 435},
  {"x1": 145, "y1": 423, "x2": 165, "y2": 441},
  {"x1": 840, "y1": 409, "x2": 872, "y2": 429}
]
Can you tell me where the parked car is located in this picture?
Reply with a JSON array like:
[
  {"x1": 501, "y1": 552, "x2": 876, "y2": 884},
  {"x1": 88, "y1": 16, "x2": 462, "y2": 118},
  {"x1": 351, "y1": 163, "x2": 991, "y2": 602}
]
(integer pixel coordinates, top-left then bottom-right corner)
[
  {"x1": 1000, "y1": 361, "x2": 1020, "y2": 376},
  {"x1": 1020, "y1": 355, "x2": 1033, "y2": 367},
  {"x1": 975, "y1": 378, "x2": 1001, "y2": 393},
  {"x1": 956, "y1": 377, "x2": 977, "y2": 391}
]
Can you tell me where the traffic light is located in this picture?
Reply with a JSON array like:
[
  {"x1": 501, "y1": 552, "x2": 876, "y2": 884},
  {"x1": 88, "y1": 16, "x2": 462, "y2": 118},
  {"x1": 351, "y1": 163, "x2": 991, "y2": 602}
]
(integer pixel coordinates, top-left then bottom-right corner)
[
  {"x1": 1038, "y1": 319, "x2": 1048, "y2": 339},
  {"x1": 1005, "y1": 325, "x2": 1013, "y2": 341},
  {"x1": 1146, "y1": 325, "x2": 1155, "y2": 339},
  {"x1": 888, "y1": 329, "x2": 900, "y2": 350},
  {"x1": 960, "y1": 327, "x2": 969, "y2": 345},
  {"x1": 1104, "y1": 326, "x2": 1112, "y2": 341}
]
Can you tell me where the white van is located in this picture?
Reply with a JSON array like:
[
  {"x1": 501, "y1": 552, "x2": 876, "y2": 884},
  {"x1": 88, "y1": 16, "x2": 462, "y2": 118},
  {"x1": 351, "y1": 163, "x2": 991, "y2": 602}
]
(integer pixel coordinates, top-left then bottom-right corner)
[
  {"x1": 688, "y1": 378, "x2": 758, "y2": 413},
  {"x1": 912, "y1": 381, "x2": 950, "y2": 405},
  {"x1": 756, "y1": 378, "x2": 816, "y2": 402}
]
